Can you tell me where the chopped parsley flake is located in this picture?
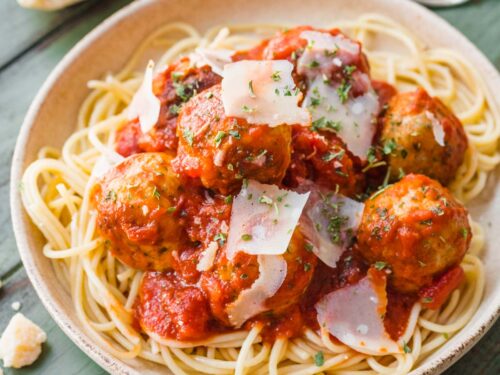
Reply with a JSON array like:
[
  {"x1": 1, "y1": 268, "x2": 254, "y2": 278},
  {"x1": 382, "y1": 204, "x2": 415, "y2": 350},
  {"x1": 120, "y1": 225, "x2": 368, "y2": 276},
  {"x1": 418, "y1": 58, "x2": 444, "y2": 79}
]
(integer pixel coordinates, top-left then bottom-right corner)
[
  {"x1": 336, "y1": 80, "x2": 351, "y2": 103},
  {"x1": 322, "y1": 150, "x2": 345, "y2": 162},
  {"x1": 370, "y1": 185, "x2": 392, "y2": 200},
  {"x1": 240, "y1": 273, "x2": 248, "y2": 279},
  {"x1": 169, "y1": 104, "x2": 181, "y2": 115},
  {"x1": 460, "y1": 227, "x2": 469, "y2": 238},
  {"x1": 242, "y1": 105, "x2": 254, "y2": 113},
  {"x1": 171, "y1": 71, "x2": 183, "y2": 81},
  {"x1": 271, "y1": 71, "x2": 281, "y2": 81},
  {"x1": 229, "y1": 129, "x2": 241, "y2": 139},
  {"x1": 431, "y1": 206, "x2": 445, "y2": 216},
  {"x1": 241, "y1": 233, "x2": 253, "y2": 241},
  {"x1": 214, "y1": 131, "x2": 227, "y2": 147},
  {"x1": 152, "y1": 186, "x2": 161, "y2": 200},
  {"x1": 105, "y1": 190, "x2": 117, "y2": 202},
  {"x1": 383, "y1": 139, "x2": 397, "y2": 155},
  {"x1": 224, "y1": 195, "x2": 233, "y2": 204},
  {"x1": 307, "y1": 60, "x2": 320, "y2": 68},
  {"x1": 205, "y1": 91, "x2": 214, "y2": 99},
  {"x1": 248, "y1": 80, "x2": 256, "y2": 98},
  {"x1": 305, "y1": 242, "x2": 314, "y2": 252},
  {"x1": 314, "y1": 351, "x2": 325, "y2": 366},
  {"x1": 166, "y1": 206, "x2": 176, "y2": 213},
  {"x1": 374, "y1": 261, "x2": 388, "y2": 271},
  {"x1": 343, "y1": 65, "x2": 357, "y2": 76},
  {"x1": 174, "y1": 81, "x2": 198, "y2": 102},
  {"x1": 214, "y1": 232, "x2": 227, "y2": 245},
  {"x1": 304, "y1": 262, "x2": 312, "y2": 272},
  {"x1": 312, "y1": 117, "x2": 342, "y2": 133},
  {"x1": 182, "y1": 127, "x2": 194, "y2": 146},
  {"x1": 403, "y1": 341, "x2": 411, "y2": 354},
  {"x1": 259, "y1": 195, "x2": 273, "y2": 205},
  {"x1": 422, "y1": 297, "x2": 433, "y2": 304}
]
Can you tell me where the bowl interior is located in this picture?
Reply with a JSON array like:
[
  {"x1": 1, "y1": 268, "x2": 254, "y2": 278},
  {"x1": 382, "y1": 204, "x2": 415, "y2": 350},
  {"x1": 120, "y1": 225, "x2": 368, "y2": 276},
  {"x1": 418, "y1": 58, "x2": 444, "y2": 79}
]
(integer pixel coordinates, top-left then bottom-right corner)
[{"x1": 10, "y1": 0, "x2": 500, "y2": 374}]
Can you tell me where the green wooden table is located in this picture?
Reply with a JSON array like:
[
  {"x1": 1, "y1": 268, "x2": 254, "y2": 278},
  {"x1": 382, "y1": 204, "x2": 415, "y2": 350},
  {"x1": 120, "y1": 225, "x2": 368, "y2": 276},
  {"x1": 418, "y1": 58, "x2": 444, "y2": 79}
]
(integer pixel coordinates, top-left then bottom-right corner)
[{"x1": 0, "y1": 0, "x2": 498, "y2": 374}]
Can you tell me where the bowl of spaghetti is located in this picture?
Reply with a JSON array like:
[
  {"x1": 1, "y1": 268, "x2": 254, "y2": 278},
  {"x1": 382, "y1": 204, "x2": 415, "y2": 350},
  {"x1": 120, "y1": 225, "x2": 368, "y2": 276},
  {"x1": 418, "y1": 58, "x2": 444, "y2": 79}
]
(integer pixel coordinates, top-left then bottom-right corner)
[{"x1": 10, "y1": 0, "x2": 500, "y2": 374}]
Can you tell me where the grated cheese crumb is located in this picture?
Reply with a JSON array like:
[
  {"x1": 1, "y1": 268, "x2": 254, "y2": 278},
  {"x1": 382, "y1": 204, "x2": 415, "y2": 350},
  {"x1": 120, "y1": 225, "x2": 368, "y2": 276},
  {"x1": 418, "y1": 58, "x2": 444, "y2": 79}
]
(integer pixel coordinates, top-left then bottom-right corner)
[
  {"x1": 0, "y1": 313, "x2": 47, "y2": 368},
  {"x1": 11, "y1": 302, "x2": 22, "y2": 311}
]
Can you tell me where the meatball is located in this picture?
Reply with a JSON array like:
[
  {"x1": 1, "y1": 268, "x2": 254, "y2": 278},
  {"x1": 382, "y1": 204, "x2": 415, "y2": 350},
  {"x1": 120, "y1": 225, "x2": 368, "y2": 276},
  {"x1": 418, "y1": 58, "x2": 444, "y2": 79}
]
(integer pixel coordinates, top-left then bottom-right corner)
[
  {"x1": 200, "y1": 230, "x2": 317, "y2": 326},
  {"x1": 284, "y1": 126, "x2": 365, "y2": 198},
  {"x1": 115, "y1": 58, "x2": 221, "y2": 156},
  {"x1": 135, "y1": 272, "x2": 214, "y2": 341},
  {"x1": 93, "y1": 152, "x2": 186, "y2": 270},
  {"x1": 380, "y1": 88, "x2": 468, "y2": 185},
  {"x1": 172, "y1": 84, "x2": 292, "y2": 194},
  {"x1": 356, "y1": 174, "x2": 471, "y2": 293}
]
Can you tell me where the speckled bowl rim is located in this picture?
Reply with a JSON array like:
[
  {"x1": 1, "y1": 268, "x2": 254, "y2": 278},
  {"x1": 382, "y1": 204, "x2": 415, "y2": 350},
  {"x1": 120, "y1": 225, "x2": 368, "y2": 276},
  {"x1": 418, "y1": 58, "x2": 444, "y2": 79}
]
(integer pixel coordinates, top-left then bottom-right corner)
[{"x1": 10, "y1": 0, "x2": 500, "y2": 374}]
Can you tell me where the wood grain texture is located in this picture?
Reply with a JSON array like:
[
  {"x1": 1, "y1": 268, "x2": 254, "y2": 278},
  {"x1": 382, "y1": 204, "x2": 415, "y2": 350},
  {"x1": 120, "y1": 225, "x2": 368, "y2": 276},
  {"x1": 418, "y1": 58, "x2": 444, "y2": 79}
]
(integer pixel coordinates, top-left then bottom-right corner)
[
  {"x1": 0, "y1": 0, "x2": 96, "y2": 69},
  {"x1": 0, "y1": 0, "x2": 498, "y2": 374}
]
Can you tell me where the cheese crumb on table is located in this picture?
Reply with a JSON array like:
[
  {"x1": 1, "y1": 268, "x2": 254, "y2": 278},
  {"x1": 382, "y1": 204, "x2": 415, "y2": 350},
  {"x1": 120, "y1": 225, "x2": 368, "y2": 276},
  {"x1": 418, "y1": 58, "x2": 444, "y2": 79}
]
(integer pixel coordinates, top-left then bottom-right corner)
[
  {"x1": 11, "y1": 301, "x2": 22, "y2": 311},
  {"x1": 0, "y1": 313, "x2": 47, "y2": 368}
]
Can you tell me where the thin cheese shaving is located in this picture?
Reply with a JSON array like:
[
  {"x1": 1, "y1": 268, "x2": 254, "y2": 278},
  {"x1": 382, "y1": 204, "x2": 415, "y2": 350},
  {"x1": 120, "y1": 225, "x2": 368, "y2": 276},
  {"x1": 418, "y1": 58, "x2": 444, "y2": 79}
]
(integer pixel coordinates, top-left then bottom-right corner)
[
  {"x1": 426, "y1": 110, "x2": 446, "y2": 147},
  {"x1": 297, "y1": 30, "x2": 360, "y2": 79},
  {"x1": 299, "y1": 186, "x2": 364, "y2": 267},
  {"x1": 190, "y1": 48, "x2": 233, "y2": 76},
  {"x1": 128, "y1": 60, "x2": 161, "y2": 134},
  {"x1": 303, "y1": 75, "x2": 379, "y2": 158},
  {"x1": 196, "y1": 241, "x2": 219, "y2": 271},
  {"x1": 226, "y1": 180, "x2": 310, "y2": 259},
  {"x1": 226, "y1": 255, "x2": 287, "y2": 327},
  {"x1": 221, "y1": 60, "x2": 310, "y2": 127},
  {"x1": 316, "y1": 269, "x2": 413, "y2": 355},
  {"x1": 91, "y1": 155, "x2": 125, "y2": 179}
]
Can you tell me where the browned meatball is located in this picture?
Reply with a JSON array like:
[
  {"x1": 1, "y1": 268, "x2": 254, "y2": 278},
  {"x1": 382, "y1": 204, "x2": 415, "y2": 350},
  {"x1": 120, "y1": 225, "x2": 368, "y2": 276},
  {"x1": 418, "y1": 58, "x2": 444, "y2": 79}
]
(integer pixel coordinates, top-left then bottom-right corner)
[
  {"x1": 93, "y1": 152, "x2": 186, "y2": 270},
  {"x1": 380, "y1": 88, "x2": 468, "y2": 185},
  {"x1": 284, "y1": 126, "x2": 365, "y2": 198},
  {"x1": 356, "y1": 174, "x2": 471, "y2": 293},
  {"x1": 200, "y1": 230, "x2": 317, "y2": 326},
  {"x1": 115, "y1": 58, "x2": 221, "y2": 156},
  {"x1": 172, "y1": 84, "x2": 292, "y2": 194}
]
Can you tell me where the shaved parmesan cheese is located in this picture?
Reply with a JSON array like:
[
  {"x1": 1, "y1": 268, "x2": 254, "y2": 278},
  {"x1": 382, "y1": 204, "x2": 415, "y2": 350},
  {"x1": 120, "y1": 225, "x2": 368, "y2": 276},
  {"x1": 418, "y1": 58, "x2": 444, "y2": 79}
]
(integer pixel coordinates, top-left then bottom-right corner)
[
  {"x1": 221, "y1": 60, "x2": 310, "y2": 127},
  {"x1": 17, "y1": 0, "x2": 83, "y2": 10},
  {"x1": 299, "y1": 186, "x2": 364, "y2": 267},
  {"x1": 297, "y1": 30, "x2": 360, "y2": 79},
  {"x1": 196, "y1": 241, "x2": 219, "y2": 272},
  {"x1": 91, "y1": 154, "x2": 125, "y2": 179},
  {"x1": 128, "y1": 60, "x2": 161, "y2": 134},
  {"x1": 303, "y1": 75, "x2": 379, "y2": 158},
  {"x1": 226, "y1": 255, "x2": 287, "y2": 327},
  {"x1": 190, "y1": 48, "x2": 233, "y2": 76},
  {"x1": 426, "y1": 111, "x2": 445, "y2": 147},
  {"x1": 316, "y1": 269, "x2": 414, "y2": 355},
  {"x1": 0, "y1": 313, "x2": 47, "y2": 368},
  {"x1": 226, "y1": 180, "x2": 310, "y2": 259}
]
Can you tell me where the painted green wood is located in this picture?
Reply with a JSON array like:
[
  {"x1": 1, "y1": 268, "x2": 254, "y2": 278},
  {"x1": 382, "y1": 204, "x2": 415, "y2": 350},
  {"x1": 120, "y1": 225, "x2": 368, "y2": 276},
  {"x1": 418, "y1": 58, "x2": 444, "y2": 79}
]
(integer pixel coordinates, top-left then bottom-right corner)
[
  {"x1": 0, "y1": 268, "x2": 106, "y2": 375},
  {"x1": 0, "y1": 0, "x2": 498, "y2": 374},
  {"x1": 0, "y1": 0, "x2": 133, "y2": 280},
  {"x1": 0, "y1": 0, "x2": 97, "y2": 69}
]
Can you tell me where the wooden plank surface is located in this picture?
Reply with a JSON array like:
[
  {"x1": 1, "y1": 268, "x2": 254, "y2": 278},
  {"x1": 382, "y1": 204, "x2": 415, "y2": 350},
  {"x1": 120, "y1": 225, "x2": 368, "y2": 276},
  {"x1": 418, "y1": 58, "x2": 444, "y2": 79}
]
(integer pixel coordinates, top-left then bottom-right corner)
[
  {"x1": 0, "y1": 0, "x2": 97, "y2": 69},
  {"x1": 0, "y1": 0, "x2": 499, "y2": 374}
]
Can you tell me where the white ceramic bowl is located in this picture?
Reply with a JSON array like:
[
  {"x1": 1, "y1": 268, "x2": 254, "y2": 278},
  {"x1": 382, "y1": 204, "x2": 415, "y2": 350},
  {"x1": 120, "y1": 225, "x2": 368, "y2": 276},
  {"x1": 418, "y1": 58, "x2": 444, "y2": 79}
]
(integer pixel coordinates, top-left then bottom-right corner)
[{"x1": 10, "y1": 0, "x2": 500, "y2": 374}]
